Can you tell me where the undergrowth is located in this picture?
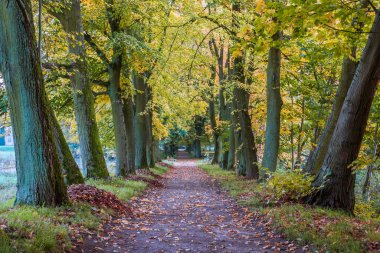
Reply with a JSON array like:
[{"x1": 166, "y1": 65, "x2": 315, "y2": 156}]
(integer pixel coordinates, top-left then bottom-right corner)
[{"x1": 200, "y1": 164, "x2": 380, "y2": 253}]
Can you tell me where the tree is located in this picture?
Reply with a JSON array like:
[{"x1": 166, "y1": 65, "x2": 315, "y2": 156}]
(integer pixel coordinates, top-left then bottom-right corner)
[
  {"x1": 193, "y1": 115, "x2": 204, "y2": 158},
  {"x1": 134, "y1": 72, "x2": 149, "y2": 169},
  {"x1": 232, "y1": 2, "x2": 259, "y2": 179},
  {"x1": 83, "y1": 0, "x2": 130, "y2": 177},
  {"x1": 47, "y1": 0, "x2": 109, "y2": 179},
  {"x1": 262, "y1": 30, "x2": 282, "y2": 173},
  {"x1": 307, "y1": 11, "x2": 380, "y2": 213},
  {"x1": 304, "y1": 0, "x2": 369, "y2": 175},
  {"x1": 208, "y1": 63, "x2": 220, "y2": 165},
  {"x1": 122, "y1": 83, "x2": 136, "y2": 174},
  {"x1": 0, "y1": 0, "x2": 67, "y2": 205}
]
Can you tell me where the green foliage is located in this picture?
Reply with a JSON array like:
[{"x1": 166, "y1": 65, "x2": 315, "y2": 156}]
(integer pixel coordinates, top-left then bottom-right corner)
[
  {"x1": 354, "y1": 198, "x2": 380, "y2": 220},
  {"x1": 265, "y1": 169, "x2": 313, "y2": 202}
]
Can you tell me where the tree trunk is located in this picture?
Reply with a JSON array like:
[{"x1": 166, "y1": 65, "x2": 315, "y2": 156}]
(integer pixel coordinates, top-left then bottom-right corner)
[
  {"x1": 227, "y1": 121, "x2": 236, "y2": 171},
  {"x1": 108, "y1": 57, "x2": 129, "y2": 177},
  {"x1": 304, "y1": 56, "x2": 357, "y2": 174},
  {"x1": 209, "y1": 98, "x2": 219, "y2": 165},
  {"x1": 194, "y1": 115, "x2": 203, "y2": 158},
  {"x1": 52, "y1": 0, "x2": 109, "y2": 179},
  {"x1": 154, "y1": 140, "x2": 162, "y2": 162},
  {"x1": 207, "y1": 63, "x2": 219, "y2": 165},
  {"x1": 294, "y1": 97, "x2": 305, "y2": 169},
  {"x1": 307, "y1": 12, "x2": 380, "y2": 214},
  {"x1": 133, "y1": 72, "x2": 149, "y2": 169},
  {"x1": 122, "y1": 94, "x2": 136, "y2": 174},
  {"x1": 0, "y1": 0, "x2": 67, "y2": 205},
  {"x1": 146, "y1": 85, "x2": 155, "y2": 167},
  {"x1": 232, "y1": 3, "x2": 259, "y2": 179},
  {"x1": 50, "y1": 111, "x2": 84, "y2": 184},
  {"x1": 227, "y1": 100, "x2": 237, "y2": 171},
  {"x1": 262, "y1": 31, "x2": 282, "y2": 172}
]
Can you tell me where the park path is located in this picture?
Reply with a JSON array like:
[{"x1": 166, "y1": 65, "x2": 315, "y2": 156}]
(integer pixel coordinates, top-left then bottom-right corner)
[{"x1": 74, "y1": 155, "x2": 303, "y2": 253}]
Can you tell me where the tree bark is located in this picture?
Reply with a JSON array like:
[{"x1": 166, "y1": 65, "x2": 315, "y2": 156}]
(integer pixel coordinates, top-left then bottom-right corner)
[
  {"x1": 108, "y1": 56, "x2": 129, "y2": 177},
  {"x1": 227, "y1": 99, "x2": 237, "y2": 171},
  {"x1": 207, "y1": 64, "x2": 219, "y2": 165},
  {"x1": 262, "y1": 31, "x2": 282, "y2": 172},
  {"x1": 122, "y1": 93, "x2": 136, "y2": 174},
  {"x1": 307, "y1": 12, "x2": 380, "y2": 213},
  {"x1": 0, "y1": 0, "x2": 67, "y2": 205},
  {"x1": 231, "y1": 3, "x2": 259, "y2": 179},
  {"x1": 304, "y1": 56, "x2": 357, "y2": 174},
  {"x1": 209, "y1": 96, "x2": 219, "y2": 165},
  {"x1": 294, "y1": 97, "x2": 305, "y2": 169},
  {"x1": 146, "y1": 84, "x2": 155, "y2": 167},
  {"x1": 193, "y1": 115, "x2": 203, "y2": 158},
  {"x1": 51, "y1": 0, "x2": 109, "y2": 178},
  {"x1": 133, "y1": 72, "x2": 149, "y2": 169},
  {"x1": 50, "y1": 111, "x2": 84, "y2": 184}
]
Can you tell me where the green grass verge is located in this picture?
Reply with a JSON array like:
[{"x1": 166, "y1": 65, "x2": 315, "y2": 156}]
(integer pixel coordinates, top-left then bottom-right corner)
[
  {"x1": 86, "y1": 178, "x2": 147, "y2": 202},
  {"x1": 151, "y1": 164, "x2": 169, "y2": 175},
  {"x1": 200, "y1": 164, "x2": 380, "y2": 253},
  {"x1": 0, "y1": 166, "x2": 167, "y2": 252}
]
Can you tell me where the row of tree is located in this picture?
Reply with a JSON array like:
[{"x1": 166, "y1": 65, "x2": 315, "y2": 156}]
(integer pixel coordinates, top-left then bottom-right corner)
[
  {"x1": 0, "y1": 0, "x2": 161, "y2": 205},
  {"x1": 1, "y1": 0, "x2": 380, "y2": 214},
  {"x1": 186, "y1": 0, "x2": 380, "y2": 214}
]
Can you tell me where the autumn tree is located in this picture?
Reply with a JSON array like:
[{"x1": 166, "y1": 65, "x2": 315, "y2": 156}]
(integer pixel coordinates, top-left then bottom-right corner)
[
  {"x1": 45, "y1": 0, "x2": 109, "y2": 179},
  {"x1": 307, "y1": 11, "x2": 380, "y2": 213},
  {"x1": 0, "y1": 0, "x2": 67, "y2": 205}
]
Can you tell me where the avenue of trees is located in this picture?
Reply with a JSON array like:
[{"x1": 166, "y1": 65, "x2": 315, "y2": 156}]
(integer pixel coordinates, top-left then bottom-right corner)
[{"x1": 1, "y1": 0, "x2": 380, "y2": 214}]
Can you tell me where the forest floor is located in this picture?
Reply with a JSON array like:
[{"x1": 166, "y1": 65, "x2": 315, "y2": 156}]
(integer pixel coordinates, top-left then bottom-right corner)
[{"x1": 72, "y1": 156, "x2": 303, "y2": 253}]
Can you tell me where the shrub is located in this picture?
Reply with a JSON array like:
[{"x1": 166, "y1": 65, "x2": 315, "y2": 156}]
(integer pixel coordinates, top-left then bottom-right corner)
[{"x1": 264, "y1": 169, "x2": 313, "y2": 203}]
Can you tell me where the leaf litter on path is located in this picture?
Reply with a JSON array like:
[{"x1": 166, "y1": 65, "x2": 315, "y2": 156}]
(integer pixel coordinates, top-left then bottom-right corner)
[{"x1": 70, "y1": 159, "x2": 305, "y2": 253}]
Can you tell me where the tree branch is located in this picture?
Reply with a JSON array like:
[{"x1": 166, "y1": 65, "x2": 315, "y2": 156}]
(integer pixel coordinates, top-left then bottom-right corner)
[
  {"x1": 188, "y1": 26, "x2": 222, "y2": 79},
  {"x1": 83, "y1": 32, "x2": 110, "y2": 66},
  {"x1": 198, "y1": 15, "x2": 236, "y2": 37}
]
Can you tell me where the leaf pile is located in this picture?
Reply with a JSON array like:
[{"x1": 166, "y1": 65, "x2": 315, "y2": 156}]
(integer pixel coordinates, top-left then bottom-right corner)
[
  {"x1": 128, "y1": 175, "x2": 163, "y2": 187},
  {"x1": 68, "y1": 184, "x2": 132, "y2": 215}
]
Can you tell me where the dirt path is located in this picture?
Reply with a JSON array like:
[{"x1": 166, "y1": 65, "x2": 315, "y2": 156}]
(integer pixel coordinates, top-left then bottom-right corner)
[{"x1": 74, "y1": 159, "x2": 303, "y2": 253}]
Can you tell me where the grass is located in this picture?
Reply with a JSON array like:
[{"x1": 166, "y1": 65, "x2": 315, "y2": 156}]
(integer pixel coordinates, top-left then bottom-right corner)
[
  {"x1": 151, "y1": 164, "x2": 170, "y2": 175},
  {"x1": 0, "y1": 203, "x2": 100, "y2": 252},
  {"x1": 87, "y1": 178, "x2": 147, "y2": 202},
  {"x1": 0, "y1": 166, "x2": 168, "y2": 253},
  {"x1": 200, "y1": 164, "x2": 380, "y2": 253}
]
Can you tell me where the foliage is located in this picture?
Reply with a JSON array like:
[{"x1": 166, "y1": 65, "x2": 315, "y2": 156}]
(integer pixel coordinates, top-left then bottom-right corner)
[{"x1": 264, "y1": 169, "x2": 314, "y2": 203}]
